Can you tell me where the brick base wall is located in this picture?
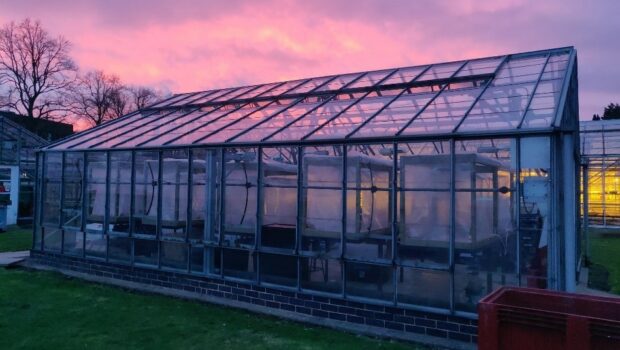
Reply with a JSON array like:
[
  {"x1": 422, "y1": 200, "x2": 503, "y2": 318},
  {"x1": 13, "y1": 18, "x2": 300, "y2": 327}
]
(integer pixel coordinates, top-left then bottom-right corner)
[{"x1": 29, "y1": 251, "x2": 477, "y2": 345}]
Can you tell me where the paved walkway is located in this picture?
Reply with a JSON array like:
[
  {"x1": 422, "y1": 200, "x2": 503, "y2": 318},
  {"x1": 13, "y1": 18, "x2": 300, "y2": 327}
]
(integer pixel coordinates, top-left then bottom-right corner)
[{"x1": 0, "y1": 250, "x2": 30, "y2": 267}]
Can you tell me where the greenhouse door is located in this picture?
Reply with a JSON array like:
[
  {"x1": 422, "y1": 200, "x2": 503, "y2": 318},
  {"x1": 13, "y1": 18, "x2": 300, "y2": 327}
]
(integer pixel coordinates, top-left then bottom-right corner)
[{"x1": 0, "y1": 165, "x2": 19, "y2": 226}]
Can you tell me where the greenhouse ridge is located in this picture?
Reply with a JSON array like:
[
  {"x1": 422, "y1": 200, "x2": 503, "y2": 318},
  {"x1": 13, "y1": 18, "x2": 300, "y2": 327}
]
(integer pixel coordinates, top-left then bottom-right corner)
[{"x1": 45, "y1": 47, "x2": 575, "y2": 151}]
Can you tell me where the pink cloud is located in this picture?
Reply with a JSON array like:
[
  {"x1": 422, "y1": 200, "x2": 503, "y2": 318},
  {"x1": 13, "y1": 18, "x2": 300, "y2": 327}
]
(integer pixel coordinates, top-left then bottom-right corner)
[{"x1": 1, "y1": 0, "x2": 619, "y2": 128}]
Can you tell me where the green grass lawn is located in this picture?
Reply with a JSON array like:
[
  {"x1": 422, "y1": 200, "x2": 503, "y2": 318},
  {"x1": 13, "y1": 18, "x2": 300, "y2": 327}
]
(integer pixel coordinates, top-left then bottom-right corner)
[
  {"x1": 0, "y1": 226, "x2": 32, "y2": 252},
  {"x1": 588, "y1": 230, "x2": 620, "y2": 294},
  {"x1": 0, "y1": 268, "x2": 424, "y2": 350}
]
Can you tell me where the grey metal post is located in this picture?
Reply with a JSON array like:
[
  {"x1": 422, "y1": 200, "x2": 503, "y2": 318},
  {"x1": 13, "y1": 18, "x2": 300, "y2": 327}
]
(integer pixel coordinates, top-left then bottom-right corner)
[
  {"x1": 449, "y1": 139, "x2": 456, "y2": 313},
  {"x1": 563, "y1": 133, "x2": 577, "y2": 292},
  {"x1": 583, "y1": 161, "x2": 590, "y2": 260}
]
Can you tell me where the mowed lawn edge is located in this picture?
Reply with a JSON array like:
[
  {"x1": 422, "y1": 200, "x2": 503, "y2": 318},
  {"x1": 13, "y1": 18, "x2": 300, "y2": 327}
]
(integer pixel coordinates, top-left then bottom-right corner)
[{"x1": 0, "y1": 268, "x2": 425, "y2": 350}]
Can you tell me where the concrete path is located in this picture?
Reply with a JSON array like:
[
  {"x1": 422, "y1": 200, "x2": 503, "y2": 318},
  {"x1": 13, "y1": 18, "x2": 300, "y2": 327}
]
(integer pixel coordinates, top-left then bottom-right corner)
[{"x1": 0, "y1": 250, "x2": 29, "y2": 267}]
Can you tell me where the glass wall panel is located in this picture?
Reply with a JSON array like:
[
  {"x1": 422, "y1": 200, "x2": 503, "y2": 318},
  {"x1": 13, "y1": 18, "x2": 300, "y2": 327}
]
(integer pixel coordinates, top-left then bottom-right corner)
[
  {"x1": 223, "y1": 248, "x2": 256, "y2": 280},
  {"x1": 109, "y1": 236, "x2": 131, "y2": 263},
  {"x1": 301, "y1": 145, "x2": 343, "y2": 259},
  {"x1": 453, "y1": 138, "x2": 517, "y2": 312},
  {"x1": 85, "y1": 152, "x2": 107, "y2": 258},
  {"x1": 191, "y1": 246, "x2": 222, "y2": 275},
  {"x1": 260, "y1": 252, "x2": 297, "y2": 287},
  {"x1": 223, "y1": 147, "x2": 258, "y2": 249},
  {"x1": 260, "y1": 147, "x2": 298, "y2": 251},
  {"x1": 132, "y1": 151, "x2": 159, "y2": 236},
  {"x1": 189, "y1": 149, "x2": 221, "y2": 243},
  {"x1": 300, "y1": 257, "x2": 342, "y2": 294},
  {"x1": 42, "y1": 152, "x2": 62, "y2": 226},
  {"x1": 398, "y1": 141, "x2": 451, "y2": 268},
  {"x1": 134, "y1": 239, "x2": 158, "y2": 266},
  {"x1": 109, "y1": 152, "x2": 131, "y2": 234},
  {"x1": 519, "y1": 137, "x2": 551, "y2": 289},
  {"x1": 159, "y1": 149, "x2": 189, "y2": 240},
  {"x1": 345, "y1": 262, "x2": 393, "y2": 301},
  {"x1": 62, "y1": 152, "x2": 83, "y2": 229},
  {"x1": 43, "y1": 227, "x2": 62, "y2": 252},
  {"x1": 397, "y1": 267, "x2": 450, "y2": 309},
  {"x1": 345, "y1": 144, "x2": 393, "y2": 262},
  {"x1": 63, "y1": 229, "x2": 83, "y2": 256},
  {"x1": 161, "y1": 241, "x2": 188, "y2": 270}
]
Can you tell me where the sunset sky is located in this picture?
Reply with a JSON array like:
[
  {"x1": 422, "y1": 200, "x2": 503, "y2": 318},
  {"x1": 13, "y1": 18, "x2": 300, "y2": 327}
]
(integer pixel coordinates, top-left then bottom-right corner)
[{"x1": 1, "y1": 0, "x2": 618, "y2": 124}]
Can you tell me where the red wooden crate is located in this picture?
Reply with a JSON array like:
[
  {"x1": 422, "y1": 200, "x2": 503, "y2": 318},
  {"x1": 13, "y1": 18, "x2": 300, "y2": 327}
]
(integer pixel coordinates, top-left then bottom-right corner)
[{"x1": 478, "y1": 287, "x2": 620, "y2": 350}]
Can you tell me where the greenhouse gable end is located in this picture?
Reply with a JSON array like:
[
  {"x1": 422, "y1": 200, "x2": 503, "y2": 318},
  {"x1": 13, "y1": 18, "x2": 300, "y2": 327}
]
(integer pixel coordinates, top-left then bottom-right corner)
[{"x1": 32, "y1": 47, "x2": 580, "y2": 346}]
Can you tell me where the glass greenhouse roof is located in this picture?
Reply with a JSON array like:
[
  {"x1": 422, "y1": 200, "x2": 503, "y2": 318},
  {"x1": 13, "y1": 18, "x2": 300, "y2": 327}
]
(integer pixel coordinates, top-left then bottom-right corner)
[
  {"x1": 581, "y1": 119, "x2": 620, "y2": 156},
  {"x1": 47, "y1": 47, "x2": 576, "y2": 151}
]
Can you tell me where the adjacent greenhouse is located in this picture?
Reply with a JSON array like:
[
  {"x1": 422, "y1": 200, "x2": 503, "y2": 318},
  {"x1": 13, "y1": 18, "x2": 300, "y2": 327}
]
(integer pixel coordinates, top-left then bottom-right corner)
[{"x1": 32, "y1": 47, "x2": 580, "y2": 341}]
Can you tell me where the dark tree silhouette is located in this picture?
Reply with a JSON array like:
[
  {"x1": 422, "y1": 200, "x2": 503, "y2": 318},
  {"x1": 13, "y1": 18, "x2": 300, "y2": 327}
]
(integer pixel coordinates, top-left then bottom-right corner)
[
  {"x1": 0, "y1": 18, "x2": 77, "y2": 119},
  {"x1": 603, "y1": 103, "x2": 620, "y2": 120}
]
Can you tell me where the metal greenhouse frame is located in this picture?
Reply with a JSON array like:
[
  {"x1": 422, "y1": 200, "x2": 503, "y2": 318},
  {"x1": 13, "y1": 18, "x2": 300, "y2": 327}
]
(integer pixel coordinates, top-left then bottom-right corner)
[{"x1": 33, "y1": 47, "x2": 580, "y2": 318}]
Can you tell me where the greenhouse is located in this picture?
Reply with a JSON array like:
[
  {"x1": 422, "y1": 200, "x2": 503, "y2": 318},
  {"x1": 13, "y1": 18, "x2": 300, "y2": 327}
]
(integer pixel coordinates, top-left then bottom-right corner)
[
  {"x1": 581, "y1": 119, "x2": 620, "y2": 226},
  {"x1": 32, "y1": 46, "x2": 579, "y2": 332}
]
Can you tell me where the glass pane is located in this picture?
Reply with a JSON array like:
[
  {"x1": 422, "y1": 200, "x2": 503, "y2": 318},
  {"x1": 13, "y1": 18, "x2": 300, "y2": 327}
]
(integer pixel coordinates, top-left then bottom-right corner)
[
  {"x1": 457, "y1": 82, "x2": 536, "y2": 132},
  {"x1": 42, "y1": 153, "x2": 62, "y2": 225},
  {"x1": 345, "y1": 262, "x2": 393, "y2": 301},
  {"x1": 62, "y1": 153, "x2": 83, "y2": 229},
  {"x1": 521, "y1": 78, "x2": 564, "y2": 129},
  {"x1": 397, "y1": 268, "x2": 450, "y2": 309},
  {"x1": 223, "y1": 248, "x2": 256, "y2": 280},
  {"x1": 453, "y1": 138, "x2": 518, "y2": 312},
  {"x1": 161, "y1": 241, "x2": 188, "y2": 270},
  {"x1": 416, "y1": 62, "x2": 464, "y2": 81},
  {"x1": 231, "y1": 96, "x2": 329, "y2": 142},
  {"x1": 350, "y1": 87, "x2": 440, "y2": 138},
  {"x1": 519, "y1": 137, "x2": 550, "y2": 289},
  {"x1": 140, "y1": 107, "x2": 240, "y2": 147},
  {"x1": 300, "y1": 257, "x2": 342, "y2": 294},
  {"x1": 223, "y1": 148, "x2": 258, "y2": 249},
  {"x1": 134, "y1": 238, "x2": 158, "y2": 266},
  {"x1": 201, "y1": 99, "x2": 298, "y2": 143},
  {"x1": 186, "y1": 88, "x2": 235, "y2": 105},
  {"x1": 379, "y1": 66, "x2": 429, "y2": 86},
  {"x1": 258, "y1": 79, "x2": 308, "y2": 98},
  {"x1": 455, "y1": 57, "x2": 503, "y2": 77},
  {"x1": 109, "y1": 152, "x2": 131, "y2": 234},
  {"x1": 93, "y1": 110, "x2": 190, "y2": 149},
  {"x1": 193, "y1": 246, "x2": 221, "y2": 275},
  {"x1": 169, "y1": 102, "x2": 271, "y2": 145},
  {"x1": 307, "y1": 90, "x2": 403, "y2": 140},
  {"x1": 188, "y1": 149, "x2": 221, "y2": 243},
  {"x1": 260, "y1": 147, "x2": 298, "y2": 251},
  {"x1": 401, "y1": 85, "x2": 484, "y2": 135},
  {"x1": 159, "y1": 150, "x2": 189, "y2": 239},
  {"x1": 42, "y1": 227, "x2": 61, "y2": 252},
  {"x1": 284, "y1": 76, "x2": 333, "y2": 95},
  {"x1": 132, "y1": 151, "x2": 158, "y2": 236},
  {"x1": 109, "y1": 235, "x2": 131, "y2": 263},
  {"x1": 345, "y1": 144, "x2": 393, "y2": 262},
  {"x1": 168, "y1": 91, "x2": 215, "y2": 107},
  {"x1": 85, "y1": 152, "x2": 106, "y2": 258},
  {"x1": 150, "y1": 93, "x2": 195, "y2": 108},
  {"x1": 346, "y1": 69, "x2": 394, "y2": 89},
  {"x1": 301, "y1": 145, "x2": 343, "y2": 258},
  {"x1": 492, "y1": 55, "x2": 547, "y2": 86},
  {"x1": 51, "y1": 112, "x2": 142, "y2": 150},
  {"x1": 314, "y1": 73, "x2": 362, "y2": 92},
  {"x1": 225, "y1": 83, "x2": 279, "y2": 101},
  {"x1": 118, "y1": 107, "x2": 219, "y2": 148},
  {"x1": 63, "y1": 229, "x2": 83, "y2": 256},
  {"x1": 260, "y1": 253, "x2": 297, "y2": 287},
  {"x1": 398, "y1": 141, "x2": 451, "y2": 268},
  {"x1": 266, "y1": 94, "x2": 364, "y2": 142}
]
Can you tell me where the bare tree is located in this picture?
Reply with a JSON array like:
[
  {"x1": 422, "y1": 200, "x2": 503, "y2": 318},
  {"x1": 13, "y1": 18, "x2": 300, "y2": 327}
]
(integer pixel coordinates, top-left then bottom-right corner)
[
  {"x1": 108, "y1": 87, "x2": 129, "y2": 119},
  {"x1": 129, "y1": 86, "x2": 164, "y2": 109},
  {"x1": 69, "y1": 70, "x2": 124, "y2": 126},
  {"x1": 0, "y1": 18, "x2": 77, "y2": 119}
]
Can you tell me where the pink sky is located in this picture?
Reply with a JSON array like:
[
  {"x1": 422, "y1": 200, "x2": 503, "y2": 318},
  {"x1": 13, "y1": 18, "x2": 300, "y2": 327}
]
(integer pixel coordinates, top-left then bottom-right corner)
[{"x1": 1, "y1": 0, "x2": 619, "y2": 126}]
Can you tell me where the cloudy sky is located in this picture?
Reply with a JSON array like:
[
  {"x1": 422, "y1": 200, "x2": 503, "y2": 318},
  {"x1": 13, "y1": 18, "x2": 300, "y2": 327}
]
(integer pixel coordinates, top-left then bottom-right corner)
[{"x1": 1, "y1": 0, "x2": 618, "y2": 122}]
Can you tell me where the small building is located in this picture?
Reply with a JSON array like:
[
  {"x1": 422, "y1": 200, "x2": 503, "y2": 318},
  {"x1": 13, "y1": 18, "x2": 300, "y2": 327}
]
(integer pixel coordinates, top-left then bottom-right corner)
[
  {"x1": 0, "y1": 112, "x2": 73, "y2": 225},
  {"x1": 31, "y1": 47, "x2": 579, "y2": 346}
]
